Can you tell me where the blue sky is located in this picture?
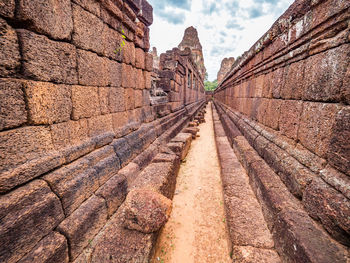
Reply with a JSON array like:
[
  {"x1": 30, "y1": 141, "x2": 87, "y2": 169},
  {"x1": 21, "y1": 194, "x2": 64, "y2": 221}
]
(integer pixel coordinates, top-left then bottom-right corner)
[{"x1": 147, "y1": 0, "x2": 294, "y2": 81}]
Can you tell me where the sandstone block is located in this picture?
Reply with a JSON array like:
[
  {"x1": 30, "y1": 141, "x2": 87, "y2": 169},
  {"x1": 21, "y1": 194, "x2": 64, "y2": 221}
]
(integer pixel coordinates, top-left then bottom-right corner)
[
  {"x1": 111, "y1": 138, "x2": 133, "y2": 166},
  {"x1": 122, "y1": 63, "x2": 136, "y2": 88},
  {"x1": 171, "y1": 132, "x2": 192, "y2": 160},
  {"x1": 77, "y1": 49, "x2": 109, "y2": 86},
  {"x1": 102, "y1": 23, "x2": 122, "y2": 61},
  {"x1": 232, "y1": 246, "x2": 281, "y2": 263},
  {"x1": 124, "y1": 88, "x2": 135, "y2": 110},
  {"x1": 320, "y1": 165, "x2": 350, "y2": 200},
  {"x1": 107, "y1": 60, "x2": 122, "y2": 86},
  {"x1": 145, "y1": 52, "x2": 153, "y2": 71},
  {"x1": 87, "y1": 115, "x2": 114, "y2": 137},
  {"x1": 18, "y1": 0, "x2": 73, "y2": 40},
  {"x1": 0, "y1": 180, "x2": 65, "y2": 263},
  {"x1": 57, "y1": 195, "x2": 108, "y2": 261},
  {"x1": 96, "y1": 174, "x2": 128, "y2": 217},
  {"x1": 264, "y1": 99, "x2": 281, "y2": 130},
  {"x1": 25, "y1": 81, "x2": 72, "y2": 125},
  {"x1": 72, "y1": 0, "x2": 101, "y2": 17},
  {"x1": 119, "y1": 162, "x2": 140, "y2": 186},
  {"x1": 0, "y1": 79, "x2": 27, "y2": 131},
  {"x1": 281, "y1": 61, "x2": 304, "y2": 99},
  {"x1": 136, "y1": 68, "x2": 145, "y2": 89},
  {"x1": 122, "y1": 40, "x2": 135, "y2": 65},
  {"x1": 72, "y1": 86, "x2": 100, "y2": 120},
  {"x1": 19, "y1": 30, "x2": 77, "y2": 84},
  {"x1": 143, "y1": 89, "x2": 151, "y2": 105},
  {"x1": 298, "y1": 102, "x2": 340, "y2": 158},
  {"x1": 279, "y1": 100, "x2": 303, "y2": 140},
  {"x1": 122, "y1": 189, "x2": 172, "y2": 233},
  {"x1": 135, "y1": 48, "x2": 145, "y2": 69},
  {"x1": 112, "y1": 111, "x2": 129, "y2": 137},
  {"x1": 18, "y1": 232, "x2": 68, "y2": 263},
  {"x1": 271, "y1": 67, "x2": 284, "y2": 99},
  {"x1": 303, "y1": 177, "x2": 350, "y2": 246},
  {"x1": 144, "y1": 71, "x2": 152, "y2": 89},
  {"x1": 72, "y1": 4, "x2": 103, "y2": 54},
  {"x1": 139, "y1": 0, "x2": 153, "y2": 26},
  {"x1": 303, "y1": 44, "x2": 349, "y2": 102},
  {"x1": 135, "y1": 89, "x2": 143, "y2": 108},
  {"x1": 0, "y1": 18, "x2": 20, "y2": 76},
  {"x1": 99, "y1": 87, "x2": 125, "y2": 114},
  {"x1": 328, "y1": 107, "x2": 350, "y2": 175},
  {"x1": 0, "y1": 0, "x2": 15, "y2": 18}
]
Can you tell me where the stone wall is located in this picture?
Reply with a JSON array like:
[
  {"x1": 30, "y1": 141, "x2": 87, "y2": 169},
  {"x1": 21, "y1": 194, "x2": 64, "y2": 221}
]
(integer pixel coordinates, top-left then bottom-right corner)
[
  {"x1": 217, "y1": 57, "x2": 235, "y2": 84},
  {"x1": 214, "y1": 0, "x2": 350, "y2": 259},
  {"x1": 0, "y1": 1, "x2": 205, "y2": 262}
]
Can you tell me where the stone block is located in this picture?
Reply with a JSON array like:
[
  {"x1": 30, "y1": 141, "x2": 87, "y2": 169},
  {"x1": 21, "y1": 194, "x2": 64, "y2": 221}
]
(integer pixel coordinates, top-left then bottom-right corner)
[
  {"x1": 111, "y1": 138, "x2": 133, "y2": 167},
  {"x1": 72, "y1": 4, "x2": 103, "y2": 54},
  {"x1": 57, "y1": 195, "x2": 108, "y2": 261},
  {"x1": 99, "y1": 87, "x2": 125, "y2": 114},
  {"x1": 77, "y1": 49, "x2": 109, "y2": 86},
  {"x1": 135, "y1": 89, "x2": 143, "y2": 108},
  {"x1": 144, "y1": 71, "x2": 151, "y2": 89},
  {"x1": 122, "y1": 40, "x2": 135, "y2": 65},
  {"x1": 303, "y1": 44, "x2": 349, "y2": 102},
  {"x1": 298, "y1": 102, "x2": 340, "y2": 158},
  {"x1": 279, "y1": 100, "x2": 303, "y2": 140},
  {"x1": 271, "y1": 67, "x2": 284, "y2": 99},
  {"x1": 0, "y1": 18, "x2": 20, "y2": 76},
  {"x1": 18, "y1": 232, "x2": 69, "y2": 263},
  {"x1": 264, "y1": 99, "x2": 281, "y2": 130},
  {"x1": 145, "y1": 52, "x2": 153, "y2": 72},
  {"x1": 124, "y1": 88, "x2": 135, "y2": 110},
  {"x1": 25, "y1": 81, "x2": 72, "y2": 125},
  {"x1": 320, "y1": 165, "x2": 350, "y2": 200},
  {"x1": 328, "y1": 106, "x2": 350, "y2": 175},
  {"x1": 87, "y1": 115, "x2": 114, "y2": 137},
  {"x1": 111, "y1": 111, "x2": 129, "y2": 137},
  {"x1": 122, "y1": 63, "x2": 135, "y2": 88},
  {"x1": 135, "y1": 48, "x2": 145, "y2": 69},
  {"x1": 0, "y1": 0, "x2": 15, "y2": 18},
  {"x1": 281, "y1": 60, "x2": 304, "y2": 99},
  {"x1": 72, "y1": 86, "x2": 100, "y2": 120},
  {"x1": 72, "y1": 0, "x2": 101, "y2": 17},
  {"x1": 136, "y1": 68, "x2": 145, "y2": 89},
  {"x1": 102, "y1": 23, "x2": 122, "y2": 61},
  {"x1": 122, "y1": 189, "x2": 171, "y2": 233},
  {"x1": 232, "y1": 246, "x2": 280, "y2": 263},
  {"x1": 303, "y1": 177, "x2": 350, "y2": 246},
  {"x1": 143, "y1": 90, "x2": 151, "y2": 106},
  {"x1": 19, "y1": 29, "x2": 77, "y2": 84},
  {"x1": 0, "y1": 79, "x2": 27, "y2": 131},
  {"x1": 0, "y1": 180, "x2": 65, "y2": 263},
  {"x1": 96, "y1": 174, "x2": 127, "y2": 217},
  {"x1": 18, "y1": 0, "x2": 73, "y2": 40},
  {"x1": 119, "y1": 162, "x2": 140, "y2": 186},
  {"x1": 139, "y1": 0, "x2": 153, "y2": 26},
  {"x1": 107, "y1": 60, "x2": 122, "y2": 86}
]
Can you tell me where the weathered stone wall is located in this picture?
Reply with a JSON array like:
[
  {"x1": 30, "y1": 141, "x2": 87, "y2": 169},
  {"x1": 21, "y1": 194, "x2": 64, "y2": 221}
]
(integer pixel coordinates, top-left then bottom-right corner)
[
  {"x1": 214, "y1": 0, "x2": 350, "y2": 257},
  {"x1": 0, "y1": 1, "x2": 205, "y2": 262},
  {"x1": 217, "y1": 57, "x2": 235, "y2": 84}
]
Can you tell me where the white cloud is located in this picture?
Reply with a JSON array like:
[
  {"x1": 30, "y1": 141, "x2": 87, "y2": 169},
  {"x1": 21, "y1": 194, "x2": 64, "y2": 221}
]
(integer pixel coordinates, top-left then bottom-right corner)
[{"x1": 148, "y1": 0, "x2": 294, "y2": 81}]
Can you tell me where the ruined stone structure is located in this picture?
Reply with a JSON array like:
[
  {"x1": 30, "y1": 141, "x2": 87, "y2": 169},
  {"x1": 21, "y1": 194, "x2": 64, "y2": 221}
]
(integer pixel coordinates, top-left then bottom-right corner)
[
  {"x1": 0, "y1": 1, "x2": 205, "y2": 262},
  {"x1": 217, "y1": 57, "x2": 235, "y2": 84},
  {"x1": 214, "y1": 0, "x2": 350, "y2": 262}
]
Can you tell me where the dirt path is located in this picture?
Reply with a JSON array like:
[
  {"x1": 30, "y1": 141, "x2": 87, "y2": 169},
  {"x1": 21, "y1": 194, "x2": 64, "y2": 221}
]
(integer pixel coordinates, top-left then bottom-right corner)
[{"x1": 152, "y1": 102, "x2": 231, "y2": 263}]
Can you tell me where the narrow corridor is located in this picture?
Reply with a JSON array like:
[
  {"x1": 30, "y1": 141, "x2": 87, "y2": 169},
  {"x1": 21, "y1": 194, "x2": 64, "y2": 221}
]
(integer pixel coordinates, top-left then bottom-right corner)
[{"x1": 152, "y1": 103, "x2": 231, "y2": 263}]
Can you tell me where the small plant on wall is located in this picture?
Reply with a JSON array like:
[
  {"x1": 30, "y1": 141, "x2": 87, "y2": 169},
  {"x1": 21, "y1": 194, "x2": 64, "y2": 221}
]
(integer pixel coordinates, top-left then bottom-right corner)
[{"x1": 114, "y1": 28, "x2": 127, "y2": 54}]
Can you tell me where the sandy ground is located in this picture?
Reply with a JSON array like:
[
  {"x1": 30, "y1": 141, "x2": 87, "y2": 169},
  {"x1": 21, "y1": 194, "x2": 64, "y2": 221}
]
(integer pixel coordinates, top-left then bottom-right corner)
[{"x1": 152, "y1": 102, "x2": 231, "y2": 263}]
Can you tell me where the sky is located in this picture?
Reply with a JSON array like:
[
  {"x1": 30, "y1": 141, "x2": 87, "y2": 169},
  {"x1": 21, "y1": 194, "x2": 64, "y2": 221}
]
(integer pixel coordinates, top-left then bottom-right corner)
[{"x1": 147, "y1": 0, "x2": 294, "y2": 81}]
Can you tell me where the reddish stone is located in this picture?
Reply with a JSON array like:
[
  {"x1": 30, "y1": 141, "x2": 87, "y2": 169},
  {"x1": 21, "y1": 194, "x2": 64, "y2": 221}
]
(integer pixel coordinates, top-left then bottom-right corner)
[
  {"x1": 87, "y1": 115, "x2": 114, "y2": 137},
  {"x1": 122, "y1": 189, "x2": 172, "y2": 233},
  {"x1": 72, "y1": 0, "x2": 101, "y2": 17},
  {"x1": 72, "y1": 86, "x2": 100, "y2": 120},
  {"x1": 18, "y1": 232, "x2": 68, "y2": 263},
  {"x1": 0, "y1": 180, "x2": 65, "y2": 263},
  {"x1": 122, "y1": 40, "x2": 135, "y2": 66},
  {"x1": 264, "y1": 99, "x2": 281, "y2": 130},
  {"x1": 303, "y1": 45, "x2": 349, "y2": 102},
  {"x1": 25, "y1": 81, "x2": 72, "y2": 125},
  {"x1": 279, "y1": 100, "x2": 303, "y2": 140},
  {"x1": 232, "y1": 246, "x2": 280, "y2": 263},
  {"x1": 122, "y1": 63, "x2": 135, "y2": 88},
  {"x1": 135, "y1": 89, "x2": 143, "y2": 108},
  {"x1": 145, "y1": 52, "x2": 153, "y2": 72},
  {"x1": 19, "y1": 29, "x2": 77, "y2": 84},
  {"x1": 271, "y1": 67, "x2": 284, "y2": 99},
  {"x1": 298, "y1": 102, "x2": 340, "y2": 158},
  {"x1": 57, "y1": 195, "x2": 108, "y2": 261},
  {"x1": 136, "y1": 68, "x2": 145, "y2": 89},
  {"x1": 102, "y1": 23, "x2": 122, "y2": 61},
  {"x1": 0, "y1": 0, "x2": 15, "y2": 18},
  {"x1": 0, "y1": 79, "x2": 27, "y2": 131},
  {"x1": 0, "y1": 18, "x2": 20, "y2": 76},
  {"x1": 77, "y1": 49, "x2": 109, "y2": 86},
  {"x1": 281, "y1": 60, "x2": 304, "y2": 99},
  {"x1": 139, "y1": 0, "x2": 153, "y2": 26},
  {"x1": 135, "y1": 48, "x2": 145, "y2": 69},
  {"x1": 18, "y1": 0, "x2": 73, "y2": 40},
  {"x1": 124, "y1": 88, "x2": 135, "y2": 110}
]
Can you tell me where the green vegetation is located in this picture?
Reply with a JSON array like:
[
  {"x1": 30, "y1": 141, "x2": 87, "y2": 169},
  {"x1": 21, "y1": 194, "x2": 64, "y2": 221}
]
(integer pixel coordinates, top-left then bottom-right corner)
[{"x1": 204, "y1": 79, "x2": 218, "y2": 91}]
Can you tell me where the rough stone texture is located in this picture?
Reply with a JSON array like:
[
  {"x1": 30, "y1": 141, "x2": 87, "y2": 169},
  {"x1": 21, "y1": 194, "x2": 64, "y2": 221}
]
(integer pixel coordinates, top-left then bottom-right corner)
[
  {"x1": 18, "y1": 29, "x2": 77, "y2": 84},
  {"x1": 0, "y1": 18, "x2": 20, "y2": 76},
  {"x1": 232, "y1": 246, "x2": 281, "y2": 263},
  {"x1": 71, "y1": 86, "x2": 100, "y2": 120},
  {"x1": 0, "y1": 79, "x2": 27, "y2": 130},
  {"x1": 217, "y1": 57, "x2": 235, "y2": 83},
  {"x1": 25, "y1": 81, "x2": 72, "y2": 125},
  {"x1": 0, "y1": 180, "x2": 65, "y2": 263},
  {"x1": 122, "y1": 189, "x2": 172, "y2": 233},
  {"x1": 57, "y1": 195, "x2": 108, "y2": 261},
  {"x1": 17, "y1": 0, "x2": 73, "y2": 40},
  {"x1": 0, "y1": 0, "x2": 15, "y2": 18},
  {"x1": 279, "y1": 100, "x2": 303, "y2": 140},
  {"x1": 18, "y1": 232, "x2": 69, "y2": 263}
]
